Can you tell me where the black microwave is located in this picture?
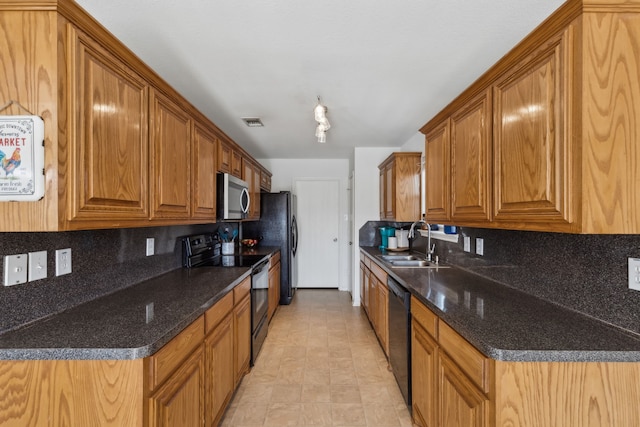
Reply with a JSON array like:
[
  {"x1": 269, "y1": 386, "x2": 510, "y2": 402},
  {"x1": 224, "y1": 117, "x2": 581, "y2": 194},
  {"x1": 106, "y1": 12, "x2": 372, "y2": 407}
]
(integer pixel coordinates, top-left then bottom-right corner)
[{"x1": 216, "y1": 173, "x2": 250, "y2": 220}]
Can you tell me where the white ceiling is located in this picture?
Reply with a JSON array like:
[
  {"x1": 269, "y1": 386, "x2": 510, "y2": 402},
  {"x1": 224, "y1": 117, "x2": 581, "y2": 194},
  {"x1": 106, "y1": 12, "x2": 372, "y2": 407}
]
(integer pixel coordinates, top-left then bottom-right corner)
[{"x1": 75, "y1": 0, "x2": 565, "y2": 160}]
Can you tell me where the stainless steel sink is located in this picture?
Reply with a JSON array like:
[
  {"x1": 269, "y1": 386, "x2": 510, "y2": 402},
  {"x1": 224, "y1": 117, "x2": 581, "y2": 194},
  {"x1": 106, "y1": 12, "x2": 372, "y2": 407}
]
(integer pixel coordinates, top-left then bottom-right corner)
[
  {"x1": 379, "y1": 254, "x2": 419, "y2": 261},
  {"x1": 377, "y1": 254, "x2": 449, "y2": 268},
  {"x1": 390, "y1": 260, "x2": 432, "y2": 267}
]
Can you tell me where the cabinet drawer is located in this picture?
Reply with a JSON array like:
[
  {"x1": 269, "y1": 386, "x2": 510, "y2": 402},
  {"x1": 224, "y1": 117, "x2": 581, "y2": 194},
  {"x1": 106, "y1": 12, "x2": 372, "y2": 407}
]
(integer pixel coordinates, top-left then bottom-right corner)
[
  {"x1": 148, "y1": 316, "x2": 204, "y2": 390},
  {"x1": 439, "y1": 321, "x2": 490, "y2": 393},
  {"x1": 411, "y1": 296, "x2": 438, "y2": 339},
  {"x1": 234, "y1": 276, "x2": 251, "y2": 304},
  {"x1": 270, "y1": 251, "x2": 281, "y2": 268},
  {"x1": 370, "y1": 261, "x2": 387, "y2": 283},
  {"x1": 205, "y1": 292, "x2": 233, "y2": 334}
]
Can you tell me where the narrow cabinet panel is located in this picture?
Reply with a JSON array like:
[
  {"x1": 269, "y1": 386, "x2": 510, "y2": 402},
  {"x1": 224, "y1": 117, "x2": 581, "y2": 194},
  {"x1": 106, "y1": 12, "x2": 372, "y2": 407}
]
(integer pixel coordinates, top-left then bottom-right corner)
[
  {"x1": 451, "y1": 90, "x2": 492, "y2": 222},
  {"x1": 191, "y1": 123, "x2": 217, "y2": 219},
  {"x1": 68, "y1": 25, "x2": 149, "y2": 223},
  {"x1": 149, "y1": 90, "x2": 192, "y2": 219},
  {"x1": 425, "y1": 121, "x2": 451, "y2": 222},
  {"x1": 205, "y1": 314, "x2": 234, "y2": 427},
  {"x1": 412, "y1": 321, "x2": 438, "y2": 427}
]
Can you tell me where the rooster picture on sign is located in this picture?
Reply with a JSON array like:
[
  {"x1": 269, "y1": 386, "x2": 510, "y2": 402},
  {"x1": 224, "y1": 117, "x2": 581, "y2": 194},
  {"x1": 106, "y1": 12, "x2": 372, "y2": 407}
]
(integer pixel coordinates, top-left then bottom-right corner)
[
  {"x1": 0, "y1": 148, "x2": 22, "y2": 177},
  {"x1": 0, "y1": 115, "x2": 45, "y2": 201}
]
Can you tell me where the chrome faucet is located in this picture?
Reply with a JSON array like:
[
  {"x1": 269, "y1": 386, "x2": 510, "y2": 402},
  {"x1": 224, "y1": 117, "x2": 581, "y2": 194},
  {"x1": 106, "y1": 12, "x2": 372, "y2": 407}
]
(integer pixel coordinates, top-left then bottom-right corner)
[{"x1": 409, "y1": 219, "x2": 436, "y2": 262}]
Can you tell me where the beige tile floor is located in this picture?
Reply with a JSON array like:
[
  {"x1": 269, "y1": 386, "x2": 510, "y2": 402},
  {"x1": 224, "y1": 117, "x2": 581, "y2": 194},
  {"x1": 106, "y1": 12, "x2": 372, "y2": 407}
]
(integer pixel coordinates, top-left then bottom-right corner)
[{"x1": 220, "y1": 289, "x2": 414, "y2": 427}]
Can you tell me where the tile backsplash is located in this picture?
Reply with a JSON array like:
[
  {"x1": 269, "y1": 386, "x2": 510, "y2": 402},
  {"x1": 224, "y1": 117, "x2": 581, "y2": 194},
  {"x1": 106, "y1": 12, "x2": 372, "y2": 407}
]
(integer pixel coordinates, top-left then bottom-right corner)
[{"x1": 0, "y1": 223, "x2": 237, "y2": 333}]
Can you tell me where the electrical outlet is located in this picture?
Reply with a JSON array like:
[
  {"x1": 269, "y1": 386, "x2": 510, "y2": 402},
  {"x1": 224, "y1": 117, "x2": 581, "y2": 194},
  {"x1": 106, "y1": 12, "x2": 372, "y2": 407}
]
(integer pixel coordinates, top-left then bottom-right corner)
[
  {"x1": 464, "y1": 236, "x2": 471, "y2": 252},
  {"x1": 146, "y1": 238, "x2": 155, "y2": 256},
  {"x1": 28, "y1": 251, "x2": 47, "y2": 282},
  {"x1": 55, "y1": 248, "x2": 72, "y2": 276},
  {"x1": 3, "y1": 254, "x2": 28, "y2": 286},
  {"x1": 476, "y1": 238, "x2": 484, "y2": 256},
  {"x1": 628, "y1": 258, "x2": 640, "y2": 291}
]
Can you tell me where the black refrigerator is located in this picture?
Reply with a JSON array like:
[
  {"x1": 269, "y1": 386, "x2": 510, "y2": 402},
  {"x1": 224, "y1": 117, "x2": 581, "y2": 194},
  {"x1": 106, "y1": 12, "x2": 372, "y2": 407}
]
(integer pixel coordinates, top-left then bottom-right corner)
[{"x1": 243, "y1": 191, "x2": 298, "y2": 304}]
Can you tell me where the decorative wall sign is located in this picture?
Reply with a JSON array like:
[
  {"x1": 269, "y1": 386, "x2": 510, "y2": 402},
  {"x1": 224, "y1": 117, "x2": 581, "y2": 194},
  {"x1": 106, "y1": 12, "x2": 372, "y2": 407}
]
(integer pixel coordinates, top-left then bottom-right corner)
[{"x1": 0, "y1": 115, "x2": 45, "y2": 201}]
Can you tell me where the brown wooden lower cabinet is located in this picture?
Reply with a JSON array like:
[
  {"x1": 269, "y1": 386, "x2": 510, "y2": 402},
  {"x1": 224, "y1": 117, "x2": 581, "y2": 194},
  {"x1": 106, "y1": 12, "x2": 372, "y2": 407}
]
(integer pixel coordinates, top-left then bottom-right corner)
[
  {"x1": 411, "y1": 296, "x2": 640, "y2": 427},
  {"x1": 411, "y1": 320, "x2": 438, "y2": 427},
  {"x1": 360, "y1": 252, "x2": 389, "y2": 358},
  {"x1": 268, "y1": 252, "x2": 281, "y2": 322},
  {"x1": 0, "y1": 278, "x2": 252, "y2": 427},
  {"x1": 148, "y1": 345, "x2": 205, "y2": 427},
  {"x1": 233, "y1": 291, "x2": 251, "y2": 385},
  {"x1": 205, "y1": 312, "x2": 234, "y2": 426}
]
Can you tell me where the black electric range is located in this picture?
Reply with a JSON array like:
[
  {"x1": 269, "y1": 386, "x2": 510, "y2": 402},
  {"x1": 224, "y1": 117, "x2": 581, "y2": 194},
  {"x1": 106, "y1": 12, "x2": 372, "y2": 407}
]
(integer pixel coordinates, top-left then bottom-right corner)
[{"x1": 182, "y1": 233, "x2": 264, "y2": 268}]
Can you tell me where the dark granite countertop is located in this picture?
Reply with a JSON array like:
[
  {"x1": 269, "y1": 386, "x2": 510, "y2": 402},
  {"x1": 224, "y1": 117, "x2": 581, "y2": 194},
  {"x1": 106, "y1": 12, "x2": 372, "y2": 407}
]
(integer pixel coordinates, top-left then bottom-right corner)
[
  {"x1": 361, "y1": 246, "x2": 640, "y2": 362},
  {"x1": 0, "y1": 248, "x2": 279, "y2": 360}
]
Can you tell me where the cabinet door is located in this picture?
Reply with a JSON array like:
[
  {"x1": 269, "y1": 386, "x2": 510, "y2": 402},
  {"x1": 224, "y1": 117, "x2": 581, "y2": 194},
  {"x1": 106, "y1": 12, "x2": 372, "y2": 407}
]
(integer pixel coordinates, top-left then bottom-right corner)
[
  {"x1": 412, "y1": 320, "x2": 438, "y2": 427},
  {"x1": 217, "y1": 139, "x2": 232, "y2": 173},
  {"x1": 234, "y1": 294, "x2": 251, "y2": 385},
  {"x1": 369, "y1": 274, "x2": 378, "y2": 330},
  {"x1": 241, "y1": 161, "x2": 261, "y2": 220},
  {"x1": 493, "y1": 30, "x2": 571, "y2": 227},
  {"x1": 379, "y1": 169, "x2": 386, "y2": 219},
  {"x1": 385, "y1": 164, "x2": 394, "y2": 219},
  {"x1": 425, "y1": 120, "x2": 451, "y2": 222},
  {"x1": 68, "y1": 26, "x2": 149, "y2": 223},
  {"x1": 360, "y1": 261, "x2": 367, "y2": 312},
  {"x1": 148, "y1": 345, "x2": 205, "y2": 427},
  {"x1": 451, "y1": 90, "x2": 491, "y2": 222},
  {"x1": 376, "y1": 281, "x2": 389, "y2": 356},
  {"x1": 439, "y1": 352, "x2": 489, "y2": 427},
  {"x1": 191, "y1": 122, "x2": 217, "y2": 220},
  {"x1": 268, "y1": 262, "x2": 281, "y2": 321},
  {"x1": 252, "y1": 163, "x2": 261, "y2": 219},
  {"x1": 205, "y1": 313, "x2": 234, "y2": 427},
  {"x1": 232, "y1": 150, "x2": 243, "y2": 178},
  {"x1": 149, "y1": 90, "x2": 191, "y2": 219}
]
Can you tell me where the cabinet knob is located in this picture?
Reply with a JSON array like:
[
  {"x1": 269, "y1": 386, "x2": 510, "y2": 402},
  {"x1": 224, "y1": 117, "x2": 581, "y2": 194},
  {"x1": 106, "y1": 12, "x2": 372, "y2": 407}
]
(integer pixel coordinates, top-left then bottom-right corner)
[{"x1": 333, "y1": 238, "x2": 338, "y2": 242}]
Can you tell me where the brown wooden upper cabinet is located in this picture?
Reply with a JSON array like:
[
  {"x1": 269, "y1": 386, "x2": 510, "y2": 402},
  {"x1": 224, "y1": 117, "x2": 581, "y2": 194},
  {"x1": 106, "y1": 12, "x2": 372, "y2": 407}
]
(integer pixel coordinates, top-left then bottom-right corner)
[
  {"x1": 218, "y1": 138, "x2": 243, "y2": 179},
  {"x1": 67, "y1": 26, "x2": 150, "y2": 226},
  {"x1": 149, "y1": 90, "x2": 192, "y2": 220},
  {"x1": 379, "y1": 152, "x2": 422, "y2": 222},
  {"x1": 260, "y1": 167, "x2": 273, "y2": 192},
  {"x1": 191, "y1": 122, "x2": 218, "y2": 220},
  {"x1": 0, "y1": 2, "x2": 270, "y2": 231},
  {"x1": 242, "y1": 158, "x2": 261, "y2": 220},
  {"x1": 421, "y1": 2, "x2": 640, "y2": 233}
]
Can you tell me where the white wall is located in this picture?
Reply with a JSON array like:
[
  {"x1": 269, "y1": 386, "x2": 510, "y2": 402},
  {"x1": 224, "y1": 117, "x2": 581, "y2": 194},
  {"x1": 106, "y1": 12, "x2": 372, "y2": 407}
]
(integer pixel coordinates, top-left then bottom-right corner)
[
  {"x1": 401, "y1": 132, "x2": 424, "y2": 152},
  {"x1": 258, "y1": 158, "x2": 351, "y2": 294},
  {"x1": 349, "y1": 136, "x2": 425, "y2": 306},
  {"x1": 351, "y1": 147, "x2": 395, "y2": 306}
]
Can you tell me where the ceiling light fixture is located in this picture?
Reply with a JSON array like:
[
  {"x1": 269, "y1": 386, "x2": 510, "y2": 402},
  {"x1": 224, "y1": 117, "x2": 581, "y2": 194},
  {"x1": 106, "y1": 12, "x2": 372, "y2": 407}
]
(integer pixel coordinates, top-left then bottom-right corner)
[{"x1": 314, "y1": 96, "x2": 330, "y2": 143}]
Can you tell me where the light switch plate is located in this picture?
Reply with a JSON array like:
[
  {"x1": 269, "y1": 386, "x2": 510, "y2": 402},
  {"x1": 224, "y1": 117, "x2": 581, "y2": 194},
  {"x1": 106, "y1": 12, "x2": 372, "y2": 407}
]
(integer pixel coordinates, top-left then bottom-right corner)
[
  {"x1": 463, "y1": 236, "x2": 471, "y2": 252},
  {"x1": 628, "y1": 258, "x2": 640, "y2": 291},
  {"x1": 146, "y1": 238, "x2": 155, "y2": 256},
  {"x1": 28, "y1": 251, "x2": 47, "y2": 282},
  {"x1": 476, "y1": 238, "x2": 484, "y2": 256},
  {"x1": 55, "y1": 248, "x2": 72, "y2": 276},
  {"x1": 4, "y1": 254, "x2": 28, "y2": 286}
]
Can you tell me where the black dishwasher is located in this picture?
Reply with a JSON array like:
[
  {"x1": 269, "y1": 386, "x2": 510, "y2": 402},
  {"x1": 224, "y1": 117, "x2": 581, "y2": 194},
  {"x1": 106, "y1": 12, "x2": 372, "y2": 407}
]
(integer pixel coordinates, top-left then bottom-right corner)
[{"x1": 388, "y1": 276, "x2": 411, "y2": 407}]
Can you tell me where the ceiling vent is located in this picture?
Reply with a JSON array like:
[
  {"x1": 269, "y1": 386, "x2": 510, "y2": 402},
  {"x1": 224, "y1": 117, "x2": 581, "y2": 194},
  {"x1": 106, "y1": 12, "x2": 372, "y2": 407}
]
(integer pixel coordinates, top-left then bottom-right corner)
[{"x1": 242, "y1": 117, "x2": 264, "y2": 127}]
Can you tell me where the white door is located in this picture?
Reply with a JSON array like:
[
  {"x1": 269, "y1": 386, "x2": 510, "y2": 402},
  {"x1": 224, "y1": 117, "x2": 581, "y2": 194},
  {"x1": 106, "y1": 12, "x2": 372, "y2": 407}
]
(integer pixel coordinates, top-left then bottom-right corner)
[{"x1": 295, "y1": 179, "x2": 340, "y2": 288}]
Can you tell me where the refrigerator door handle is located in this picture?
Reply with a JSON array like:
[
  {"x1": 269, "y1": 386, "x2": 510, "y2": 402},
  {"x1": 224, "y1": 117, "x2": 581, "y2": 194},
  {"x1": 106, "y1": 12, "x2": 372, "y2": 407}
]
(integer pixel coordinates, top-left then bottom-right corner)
[{"x1": 291, "y1": 215, "x2": 298, "y2": 257}]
